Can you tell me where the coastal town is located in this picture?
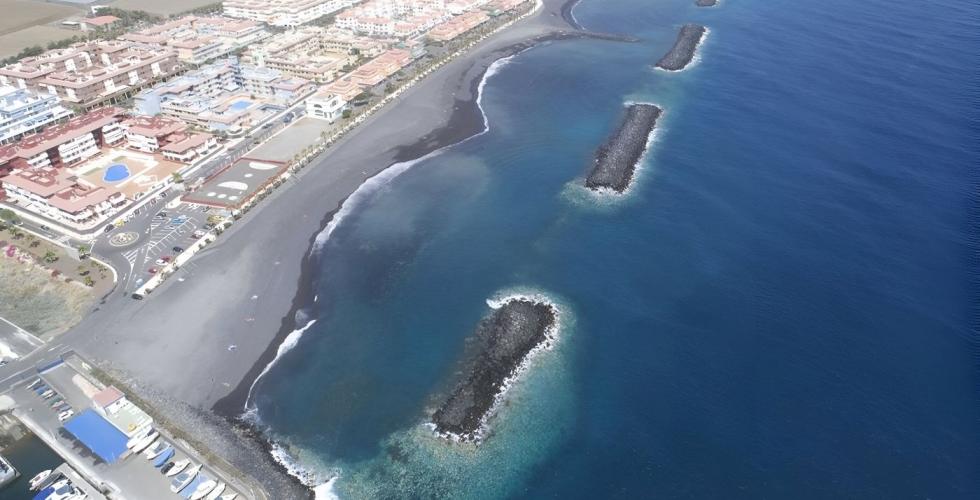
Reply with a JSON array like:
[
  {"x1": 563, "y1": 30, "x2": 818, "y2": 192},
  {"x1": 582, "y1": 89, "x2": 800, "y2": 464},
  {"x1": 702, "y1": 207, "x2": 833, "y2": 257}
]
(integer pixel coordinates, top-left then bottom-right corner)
[{"x1": 0, "y1": 0, "x2": 538, "y2": 497}]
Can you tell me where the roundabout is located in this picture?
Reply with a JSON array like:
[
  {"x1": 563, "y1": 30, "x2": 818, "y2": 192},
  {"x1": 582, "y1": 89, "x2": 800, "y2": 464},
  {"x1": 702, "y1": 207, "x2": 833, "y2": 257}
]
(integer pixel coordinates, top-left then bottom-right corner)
[{"x1": 109, "y1": 231, "x2": 139, "y2": 247}]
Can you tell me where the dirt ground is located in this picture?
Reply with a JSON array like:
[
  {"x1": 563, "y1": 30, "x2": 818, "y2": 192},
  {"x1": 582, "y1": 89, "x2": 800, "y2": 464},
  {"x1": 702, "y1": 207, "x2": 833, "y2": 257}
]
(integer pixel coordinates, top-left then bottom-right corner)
[
  {"x1": 0, "y1": 25, "x2": 78, "y2": 58},
  {"x1": 107, "y1": 0, "x2": 219, "y2": 16},
  {"x1": 0, "y1": 0, "x2": 85, "y2": 58}
]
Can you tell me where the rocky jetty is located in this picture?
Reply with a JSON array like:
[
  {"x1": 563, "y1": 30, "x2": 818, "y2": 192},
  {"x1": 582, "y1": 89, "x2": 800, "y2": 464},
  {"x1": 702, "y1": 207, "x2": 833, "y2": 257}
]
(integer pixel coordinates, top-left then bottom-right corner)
[
  {"x1": 655, "y1": 24, "x2": 707, "y2": 71},
  {"x1": 585, "y1": 103, "x2": 662, "y2": 193},
  {"x1": 432, "y1": 299, "x2": 557, "y2": 439},
  {"x1": 696, "y1": 0, "x2": 717, "y2": 6}
]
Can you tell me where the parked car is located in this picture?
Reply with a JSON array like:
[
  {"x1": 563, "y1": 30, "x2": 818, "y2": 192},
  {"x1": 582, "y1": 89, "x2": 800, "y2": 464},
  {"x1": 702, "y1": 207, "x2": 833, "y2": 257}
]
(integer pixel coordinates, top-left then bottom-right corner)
[
  {"x1": 58, "y1": 410, "x2": 74, "y2": 422},
  {"x1": 192, "y1": 230, "x2": 206, "y2": 238},
  {"x1": 155, "y1": 256, "x2": 172, "y2": 265},
  {"x1": 157, "y1": 211, "x2": 168, "y2": 218},
  {"x1": 172, "y1": 246, "x2": 184, "y2": 254},
  {"x1": 104, "y1": 225, "x2": 115, "y2": 233},
  {"x1": 148, "y1": 268, "x2": 158, "y2": 274}
]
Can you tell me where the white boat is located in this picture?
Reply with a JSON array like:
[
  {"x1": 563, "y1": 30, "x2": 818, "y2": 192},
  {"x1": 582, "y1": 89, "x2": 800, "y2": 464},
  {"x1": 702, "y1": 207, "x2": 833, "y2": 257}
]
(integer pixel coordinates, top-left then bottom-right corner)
[
  {"x1": 170, "y1": 464, "x2": 201, "y2": 493},
  {"x1": 204, "y1": 482, "x2": 226, "y2": 500},
  {"x1": 46, "y1": 478, "x2": 84, "y2": 500},
  {"x1": 0, "y1": 454, "x2": 18, "y2": 488},
  {"x1": 190, "y1": 479, "x2": 217, "y2": 499},
  {"x1": 29, "y1": 469, "x2": 52, "y2": 491},
  {"x1": 125, "y1": 426, "x2": 153, "y2": 448},
  {"x1": 144, "y1": 441, "x2": 170, "y2": 460},
  {"x1": 131, "y1": 431, "x2": 159, "y2": 454},
  {"x1": 166, "y1": 459, "x2": 190, "y2": 477}
]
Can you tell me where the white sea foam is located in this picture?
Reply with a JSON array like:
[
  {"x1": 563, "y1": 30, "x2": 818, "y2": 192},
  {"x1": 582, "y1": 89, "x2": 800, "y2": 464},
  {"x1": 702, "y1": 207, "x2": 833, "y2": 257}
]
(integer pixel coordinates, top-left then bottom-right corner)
[
  {"x1": 243, "y1": 318, "x2": 317, "y2": 415},
  {"x1": 654, "y1": 26, "x2": 711, "y2": 73},
  {"x1": 432, "y1": 288, "x2": 567, "y2": 444},
  {"x1": 311, "y1": 52, "x2": 518, "y2": 255}
]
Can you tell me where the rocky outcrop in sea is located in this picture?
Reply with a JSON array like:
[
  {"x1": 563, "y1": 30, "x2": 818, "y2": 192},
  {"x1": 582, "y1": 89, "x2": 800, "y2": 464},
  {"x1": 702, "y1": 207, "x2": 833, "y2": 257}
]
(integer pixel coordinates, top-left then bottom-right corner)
[
  {"x1": 432, "y1": 298, "x2": 557, "y2": 439},
  {"x1": 655, "y1": 24, "x2": 707, "y2": 71},
  {"x1": 585, "y1": 103, "x2": 662, "y2": 193},
  {"x1": 696, "y1": 0, "x2": 718, "y2": 6}
]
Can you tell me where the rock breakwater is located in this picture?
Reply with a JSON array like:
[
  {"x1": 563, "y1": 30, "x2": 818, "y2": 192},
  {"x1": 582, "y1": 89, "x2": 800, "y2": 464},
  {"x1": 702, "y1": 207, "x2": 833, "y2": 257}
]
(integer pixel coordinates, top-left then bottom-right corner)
[
  {"x1": 432, "y1": 298, "x2": 557, "y2": 440},
  {"x1": 656, "y1": 24, "x2": 707, "y2": 71},
  {"x1": 585, "y1": 103, "x2": 662, "y2": 193}
]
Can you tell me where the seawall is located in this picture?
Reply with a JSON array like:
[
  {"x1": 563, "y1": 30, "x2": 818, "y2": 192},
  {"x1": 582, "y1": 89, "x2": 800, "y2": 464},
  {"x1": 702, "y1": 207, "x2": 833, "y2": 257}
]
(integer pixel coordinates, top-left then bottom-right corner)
[
  {"x1": 655, "y1": 24, "x2": 707, "y2": 71},
  {"x1": 585, "y1": 103, "x2": 662, "y2": 193},
  {"x1": 432, "y1": 299, "x2": 557, "y2": 439}
]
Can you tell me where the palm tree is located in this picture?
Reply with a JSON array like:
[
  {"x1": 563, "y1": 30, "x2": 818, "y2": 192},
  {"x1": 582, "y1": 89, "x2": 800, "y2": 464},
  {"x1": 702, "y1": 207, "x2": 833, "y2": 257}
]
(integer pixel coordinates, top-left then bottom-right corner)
[{"x1": 43, "y1": 250, "x2": 58, "y2": 263}]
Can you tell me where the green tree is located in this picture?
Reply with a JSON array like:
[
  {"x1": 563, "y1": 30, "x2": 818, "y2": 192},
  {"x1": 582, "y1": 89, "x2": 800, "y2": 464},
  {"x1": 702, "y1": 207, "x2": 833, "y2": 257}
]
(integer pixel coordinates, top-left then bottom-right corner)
[
  {"x1": 43, "y1": 250, "x2": 58, "y2": 263},
  {"x1": 0, "y1": 209, "x2": 18, "y2": 223}
]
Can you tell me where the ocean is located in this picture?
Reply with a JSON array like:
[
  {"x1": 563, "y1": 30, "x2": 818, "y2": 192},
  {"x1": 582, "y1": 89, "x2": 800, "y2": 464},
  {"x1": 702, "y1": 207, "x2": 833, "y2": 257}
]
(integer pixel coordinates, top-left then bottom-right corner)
[{"x1": 247, "y1": 0, "x2": 980, "y2": 497}]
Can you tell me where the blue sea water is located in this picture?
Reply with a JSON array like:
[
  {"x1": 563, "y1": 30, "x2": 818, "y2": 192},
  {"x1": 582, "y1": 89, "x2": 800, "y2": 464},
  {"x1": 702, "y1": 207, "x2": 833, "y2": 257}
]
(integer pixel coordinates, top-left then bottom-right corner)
[{"x1": 249, "y1": 0, "x2": 980, "y2": 497}]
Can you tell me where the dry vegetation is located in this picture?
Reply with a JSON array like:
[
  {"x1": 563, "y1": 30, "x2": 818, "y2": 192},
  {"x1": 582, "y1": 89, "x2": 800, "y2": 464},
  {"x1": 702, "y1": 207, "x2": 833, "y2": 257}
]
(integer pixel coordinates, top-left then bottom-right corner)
[
  {"x1": 107, "y1": 0, "x2": 220, "y2": 16},
  {"x1": 0, "y1": 256, "x2": 95, "y2": 337}
]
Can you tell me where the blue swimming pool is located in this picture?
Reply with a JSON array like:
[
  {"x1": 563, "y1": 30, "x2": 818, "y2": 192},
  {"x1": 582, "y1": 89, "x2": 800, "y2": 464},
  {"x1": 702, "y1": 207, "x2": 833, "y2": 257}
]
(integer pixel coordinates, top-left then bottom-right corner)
[
  {"x1": 103, "y1": 163, "x2": 130, "y2": 182},
  {"x1": 229, "y1": 100, "x2": 252, "y2": 111}
]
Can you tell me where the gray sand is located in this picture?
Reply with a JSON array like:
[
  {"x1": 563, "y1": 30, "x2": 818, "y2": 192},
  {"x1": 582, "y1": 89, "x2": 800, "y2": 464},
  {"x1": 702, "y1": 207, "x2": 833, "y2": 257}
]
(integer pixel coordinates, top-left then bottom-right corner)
[{"x1": 58, "y1": 0, "x2": 587, "y2": 494}]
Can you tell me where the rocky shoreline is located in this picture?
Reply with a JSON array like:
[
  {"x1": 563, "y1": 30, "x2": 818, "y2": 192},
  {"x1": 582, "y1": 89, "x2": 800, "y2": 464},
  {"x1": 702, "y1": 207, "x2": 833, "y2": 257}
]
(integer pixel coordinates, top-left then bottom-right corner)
[
  {"x1": 655, "y1": 24, "x2": 707, "y2": 71},
  {"x1": 432, "y1": 298, "x2": 557, "y2": 439},
  {"x1": 585, "y1": 103, "x2": 662, "y2": 193}
]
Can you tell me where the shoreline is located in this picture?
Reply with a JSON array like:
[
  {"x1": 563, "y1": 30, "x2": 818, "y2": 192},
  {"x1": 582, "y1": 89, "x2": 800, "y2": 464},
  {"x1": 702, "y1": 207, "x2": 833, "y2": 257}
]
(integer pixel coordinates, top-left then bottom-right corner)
[
  {"x1": 212, "y1": 1, "x2": 634, "y2": 421},
  {"x1": 54, "y1": 0, "x2": 638, "y2": 495}
]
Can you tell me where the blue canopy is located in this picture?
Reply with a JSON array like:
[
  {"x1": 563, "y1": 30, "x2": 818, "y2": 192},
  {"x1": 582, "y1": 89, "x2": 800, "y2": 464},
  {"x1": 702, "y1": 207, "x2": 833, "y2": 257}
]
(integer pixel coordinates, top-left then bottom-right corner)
[{"x1": 63, "y1": 409, "x2": 129, "y2": 463}]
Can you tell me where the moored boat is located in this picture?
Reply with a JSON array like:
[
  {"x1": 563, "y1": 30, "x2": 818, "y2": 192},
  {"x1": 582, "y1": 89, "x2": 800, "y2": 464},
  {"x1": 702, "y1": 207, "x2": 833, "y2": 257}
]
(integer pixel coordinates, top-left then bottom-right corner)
[
  {"x1": 166, "y1": 459, "x2": 190, "y2": 477},
  {"x1": 170, "y1": 464, "x2": 201, "y2": 493},
  {"x1": 142, "y1": 439, "x2": 167, "y2": 459},
  {"x1": 153, "y1": 448, "x2": 175, "y2": 468},
  {"x1": 190, "y1": 479, "x2": 217, "y2": 500},
  {"x1": 204, "y1": 482, "x2": 226, "y2": 500},
  {"x1": 28, "y1": 469, "x2": 52, "y2": 491},
  {"x1": 131, "y1": 432, "x2": 159, "y2": 453}
]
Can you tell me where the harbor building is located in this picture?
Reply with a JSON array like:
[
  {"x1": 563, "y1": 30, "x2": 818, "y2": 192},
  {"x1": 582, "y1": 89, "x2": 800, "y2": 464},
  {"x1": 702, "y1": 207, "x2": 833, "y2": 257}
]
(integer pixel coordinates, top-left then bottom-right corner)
[{"x1": 0, "y1": 86, "x2": 73, "y2": 145}]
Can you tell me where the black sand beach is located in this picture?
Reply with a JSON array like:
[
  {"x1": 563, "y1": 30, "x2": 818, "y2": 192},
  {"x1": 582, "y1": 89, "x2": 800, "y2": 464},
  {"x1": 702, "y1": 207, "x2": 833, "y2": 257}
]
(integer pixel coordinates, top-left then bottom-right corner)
[{"x1": 57, "y1": 0, "x2": 622, "y2": 495}]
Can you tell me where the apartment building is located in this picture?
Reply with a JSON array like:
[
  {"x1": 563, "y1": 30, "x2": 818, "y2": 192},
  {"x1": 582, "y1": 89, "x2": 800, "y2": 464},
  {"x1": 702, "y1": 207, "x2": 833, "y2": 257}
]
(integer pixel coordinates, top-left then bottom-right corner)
[
  {"x1": 347, "y1": 48, "x2": 414, "y2": 87},
  {"x1": 121, "y1": 15, "x2": 271, "y2": 66},
  {"x1": 0, "y1": 86, "x2": 73, "y2": 145},
  {"x1": 223, "y1": 0, "x2": 358, "y2": 26},
  {"x1": 134, "y1": 58, "x2": 240, "y2": 116},
  {"x1": 122, "y1": 115, "x2": 218, "y2": 163},
  {"x1": 0, "y1": 108, "x2": 128, "y2": 225},
  {"x1": 0, "y1": 41, "x2": 179, "y2": 108},
  {"x1": 243, "y1": 27, "x2": 386, "y2": 82},
  {"x1": 134, "y1": 58, "x2": 314, "y2": 133},
  {"x1": 427, "y1": 10, "x2": 489, "y2": 41}
]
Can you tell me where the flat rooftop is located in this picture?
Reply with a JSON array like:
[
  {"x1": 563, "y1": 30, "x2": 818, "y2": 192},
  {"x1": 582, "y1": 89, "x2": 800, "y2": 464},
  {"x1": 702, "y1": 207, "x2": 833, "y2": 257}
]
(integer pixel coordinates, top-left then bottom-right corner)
[{"x1": 182, "y1": 157, "x2": 287, "y2": 208}]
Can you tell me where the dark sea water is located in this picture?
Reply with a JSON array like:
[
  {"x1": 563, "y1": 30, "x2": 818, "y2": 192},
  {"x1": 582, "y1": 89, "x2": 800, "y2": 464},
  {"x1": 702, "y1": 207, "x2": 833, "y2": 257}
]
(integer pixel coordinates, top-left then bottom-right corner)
[{"x1": 249, "y1": 0, "x2": 980, "y2": 497}]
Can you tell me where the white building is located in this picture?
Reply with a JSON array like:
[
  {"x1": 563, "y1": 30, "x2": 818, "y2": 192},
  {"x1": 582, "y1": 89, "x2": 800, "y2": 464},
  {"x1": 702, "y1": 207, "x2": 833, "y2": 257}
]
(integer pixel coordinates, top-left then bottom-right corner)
[
  {"x1": 223, "y1": 0, "x2": 358, "y2": 26},
  {"x1": 0, "y1": 86, "x2": 73, "y2": 145},
  {"x1": 306, "y1": 90, "x2": 347, "y2": 122}
]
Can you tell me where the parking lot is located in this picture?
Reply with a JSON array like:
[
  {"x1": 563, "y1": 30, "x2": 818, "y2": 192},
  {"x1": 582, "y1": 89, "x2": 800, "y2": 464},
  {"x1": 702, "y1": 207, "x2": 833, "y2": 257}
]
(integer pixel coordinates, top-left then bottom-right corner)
[
  {"x1": 117, "y1": 203, "x2": 214, "y2": 292},
  {"x1": 12, "y1": 357, "x2": 247, "y2": 500}
]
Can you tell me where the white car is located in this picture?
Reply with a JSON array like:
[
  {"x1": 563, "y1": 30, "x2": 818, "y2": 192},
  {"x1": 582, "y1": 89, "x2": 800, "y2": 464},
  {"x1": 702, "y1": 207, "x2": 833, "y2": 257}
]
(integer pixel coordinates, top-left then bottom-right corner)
[{"x1": 57, "y1": 409, "x2": 74, "y2": 422}]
